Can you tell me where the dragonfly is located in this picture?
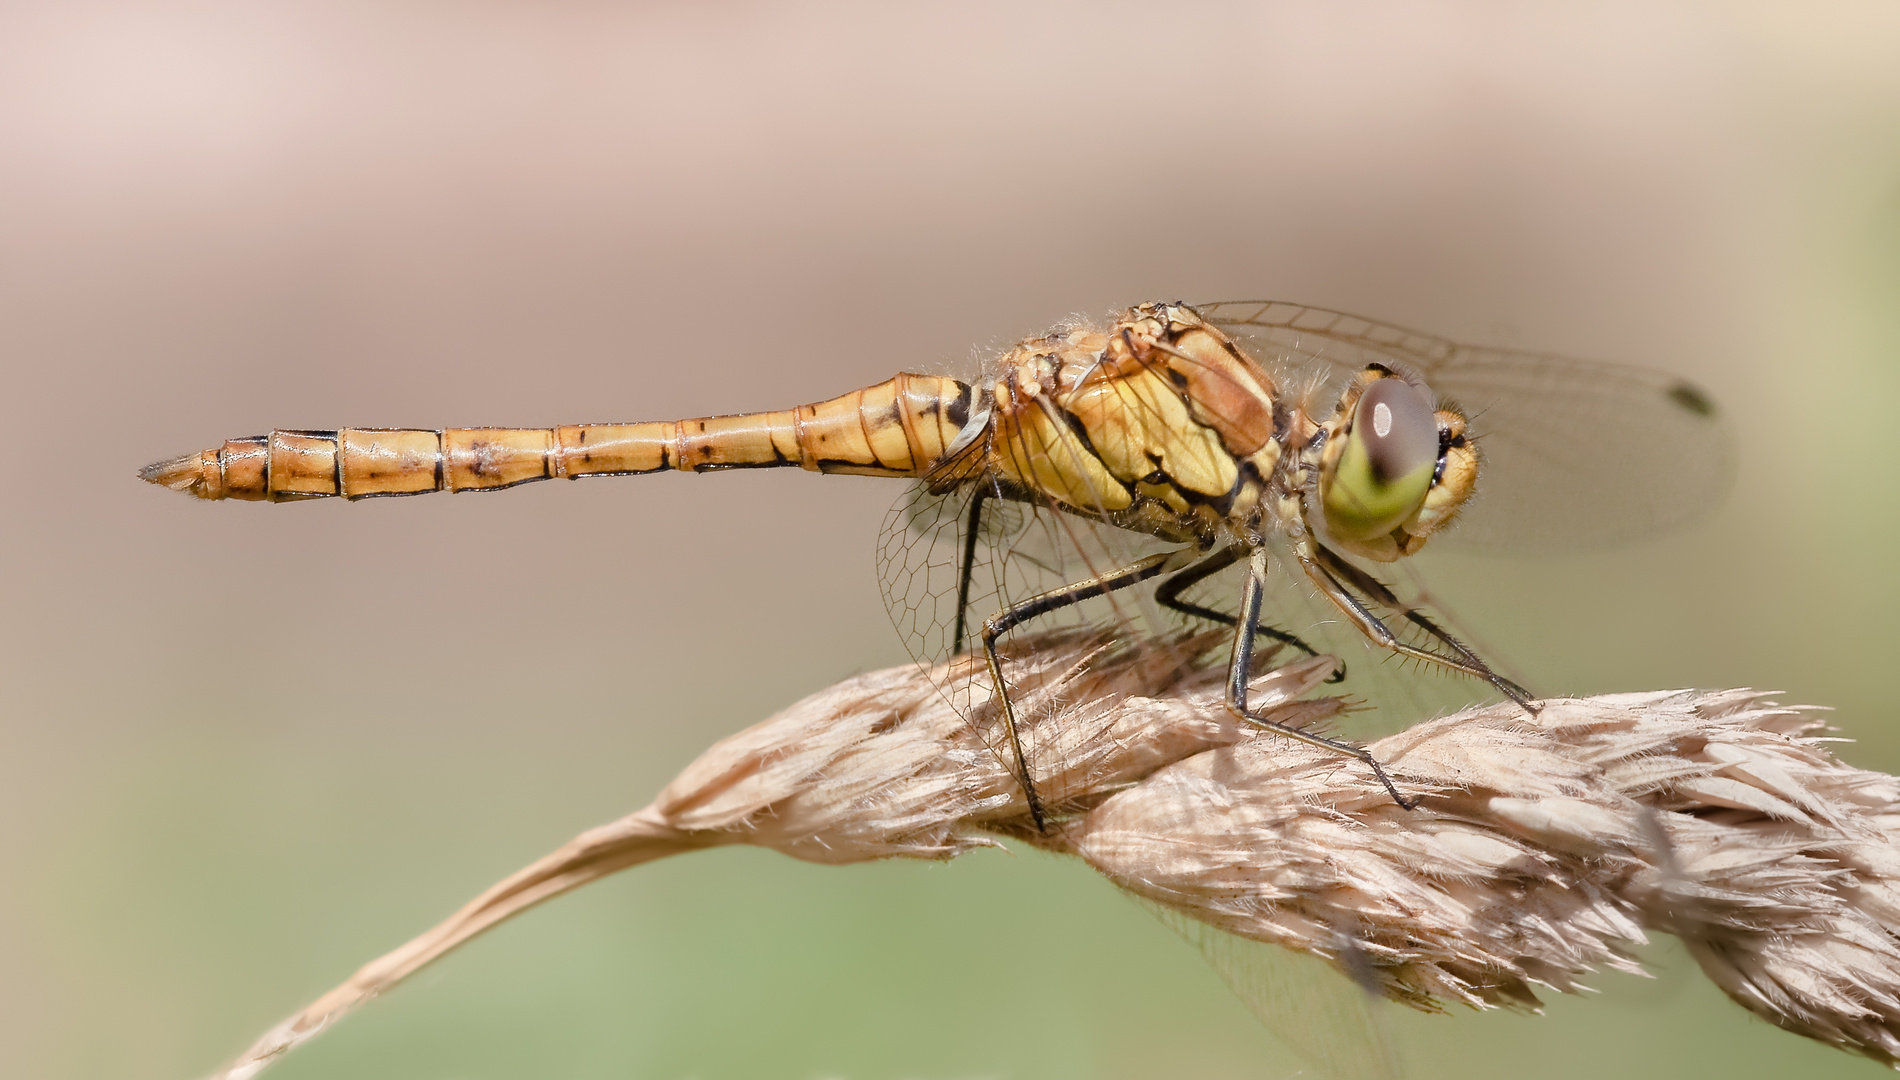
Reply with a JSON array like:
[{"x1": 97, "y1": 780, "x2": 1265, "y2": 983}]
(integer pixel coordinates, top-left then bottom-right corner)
[{"x1": 141, "y1": 300, "x2": 1732, "y2": 833}]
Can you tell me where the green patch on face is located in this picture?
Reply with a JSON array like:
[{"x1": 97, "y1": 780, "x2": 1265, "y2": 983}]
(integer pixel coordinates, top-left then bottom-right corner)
[{"x1": 1323, "y1": 421, "x2": 1435, "y2": 542}]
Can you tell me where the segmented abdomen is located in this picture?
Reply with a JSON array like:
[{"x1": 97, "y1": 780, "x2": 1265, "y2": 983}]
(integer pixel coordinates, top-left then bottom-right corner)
[{"x1": 141, "y1": 374, "x2": 974, "y2": 501}]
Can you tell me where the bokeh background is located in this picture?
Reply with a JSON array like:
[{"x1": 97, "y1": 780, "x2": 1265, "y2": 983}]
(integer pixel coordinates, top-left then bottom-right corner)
[{"x1": 3, "y1": 3, "x2": 1897, "y2": 1078}]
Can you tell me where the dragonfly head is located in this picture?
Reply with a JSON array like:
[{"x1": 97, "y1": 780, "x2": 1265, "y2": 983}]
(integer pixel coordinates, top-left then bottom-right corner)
[{"x1": 1316, "y1": 366, "x2": 1478, "y2": 561}]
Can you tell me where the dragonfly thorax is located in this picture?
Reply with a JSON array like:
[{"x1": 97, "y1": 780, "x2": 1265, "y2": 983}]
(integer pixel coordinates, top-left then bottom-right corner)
[{"x1": 964, "y1": 305, "x2": 1289, "y2": 549}]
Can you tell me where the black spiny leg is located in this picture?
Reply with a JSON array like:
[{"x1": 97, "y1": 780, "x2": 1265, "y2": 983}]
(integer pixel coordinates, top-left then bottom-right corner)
[
  {"x1": 1155, "y1": 545, "x2": 1343, "y2": 683},
  {"x1": 981, "y1": 549, "x2": 1189, "y2": 831},
  {"x1": 1228, "y1": 547, "x2": 1416, "y2": 811},
  {"x1": 1307, "y1": 543, "x2": 1534, "y2": 709}
]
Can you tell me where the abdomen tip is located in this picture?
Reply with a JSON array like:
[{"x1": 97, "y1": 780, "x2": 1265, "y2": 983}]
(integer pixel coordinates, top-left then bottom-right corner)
[{"x1": 139, "y1": 451, "x2": 215, "y2": 497}]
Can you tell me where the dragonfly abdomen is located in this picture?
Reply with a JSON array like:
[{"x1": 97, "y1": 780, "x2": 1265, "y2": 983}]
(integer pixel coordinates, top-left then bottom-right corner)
[{"x1": 140, "y1": 374, "x2": 974, "y2": 501}]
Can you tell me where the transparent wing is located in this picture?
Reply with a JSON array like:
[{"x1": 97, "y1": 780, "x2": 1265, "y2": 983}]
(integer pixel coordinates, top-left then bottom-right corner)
[
  {"x1": 887, "y1": 482, "x2": 1150, "y2": 643},
  {"x1": 878, "y1": 477, "x2": 1184, "y2": 815},
  {"x1": 1196, "y1": 300, "x2": 1735, "y2": 553},
  {"x1": 1140, "y1": 899, "x2": 1405, "y2": 1080}
]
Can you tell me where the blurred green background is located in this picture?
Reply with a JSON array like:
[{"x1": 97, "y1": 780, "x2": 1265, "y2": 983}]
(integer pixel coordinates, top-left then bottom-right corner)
[{"x1": 2, "y1": 3, "x2": 1897, "y2": 1077}]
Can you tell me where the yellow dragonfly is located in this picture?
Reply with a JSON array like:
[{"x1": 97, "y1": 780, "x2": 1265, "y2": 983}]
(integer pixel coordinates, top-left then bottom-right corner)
[{"x1": 141, "y1": 300, "x2": 1731, "y2": 832}]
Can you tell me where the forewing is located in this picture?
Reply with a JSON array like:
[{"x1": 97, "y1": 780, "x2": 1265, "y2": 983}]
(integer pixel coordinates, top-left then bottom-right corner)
[{"x1": 1197, "y1": 300, "x2": 1735, "y2": 552}]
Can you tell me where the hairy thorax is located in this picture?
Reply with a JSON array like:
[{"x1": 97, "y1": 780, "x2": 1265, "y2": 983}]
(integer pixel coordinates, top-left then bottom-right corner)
[{"x1": 978, "y1": 304, "x2": 1295, "y2": 549}]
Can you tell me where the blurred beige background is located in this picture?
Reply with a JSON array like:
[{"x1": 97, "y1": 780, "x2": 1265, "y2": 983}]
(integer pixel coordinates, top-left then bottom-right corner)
[{"x1": 2, "y1": 2, "x2": 1897, "y2": 1078}]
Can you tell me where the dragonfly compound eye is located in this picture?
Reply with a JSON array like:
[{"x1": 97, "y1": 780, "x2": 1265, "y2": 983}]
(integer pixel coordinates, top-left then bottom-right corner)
[{"x1": 1321, "y1": 373, "x2": 1439, "y2": 545}]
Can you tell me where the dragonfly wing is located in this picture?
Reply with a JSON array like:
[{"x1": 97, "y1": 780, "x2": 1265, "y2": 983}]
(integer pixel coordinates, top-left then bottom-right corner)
[
  {"x1": 1421, "y1": 347, "x2": 1734, "y2": 551},
  {"x1": 878, "y1": 479, "x2": 1183, "y2": 815},
  {"x1": 1197, "y1": 300, "x2": 1735, "y2": 553},
  {"x1": 1140, "y1": 899, "x2": 1405, "y2": 1080}
]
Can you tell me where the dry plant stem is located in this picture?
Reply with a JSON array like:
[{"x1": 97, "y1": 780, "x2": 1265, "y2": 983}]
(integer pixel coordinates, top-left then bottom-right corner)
[
  {"x1": 209, "y1": 633, "x2": 1900, "y2": 1079},
  {"x1": 214, "y1": 815, "x2": 704, "y2": 1080},
  {"x1": 210, "y1": 631, "x2": 1250, "y2": 1080}
]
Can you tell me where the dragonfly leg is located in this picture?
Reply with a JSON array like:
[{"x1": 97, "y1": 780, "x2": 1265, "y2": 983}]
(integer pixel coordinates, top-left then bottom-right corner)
[
  {"x1": 1155, "y1": 545, "x2": 1342, "y2": 682},
  {"x1": 1229, "y1": 547, "x2": 1417, "y2": 811},
  {"x1": 980, "y1": 548, "x2": 1192, "y2": 831},
  {"x1": 1301, "y1": 542, "x2": 1535, "y2": 709}
]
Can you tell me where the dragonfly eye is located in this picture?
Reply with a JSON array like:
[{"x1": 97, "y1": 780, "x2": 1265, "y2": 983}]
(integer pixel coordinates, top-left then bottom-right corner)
[{"x1": 1320, "y1": 373, "x2": 1438, "y2": 546}]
